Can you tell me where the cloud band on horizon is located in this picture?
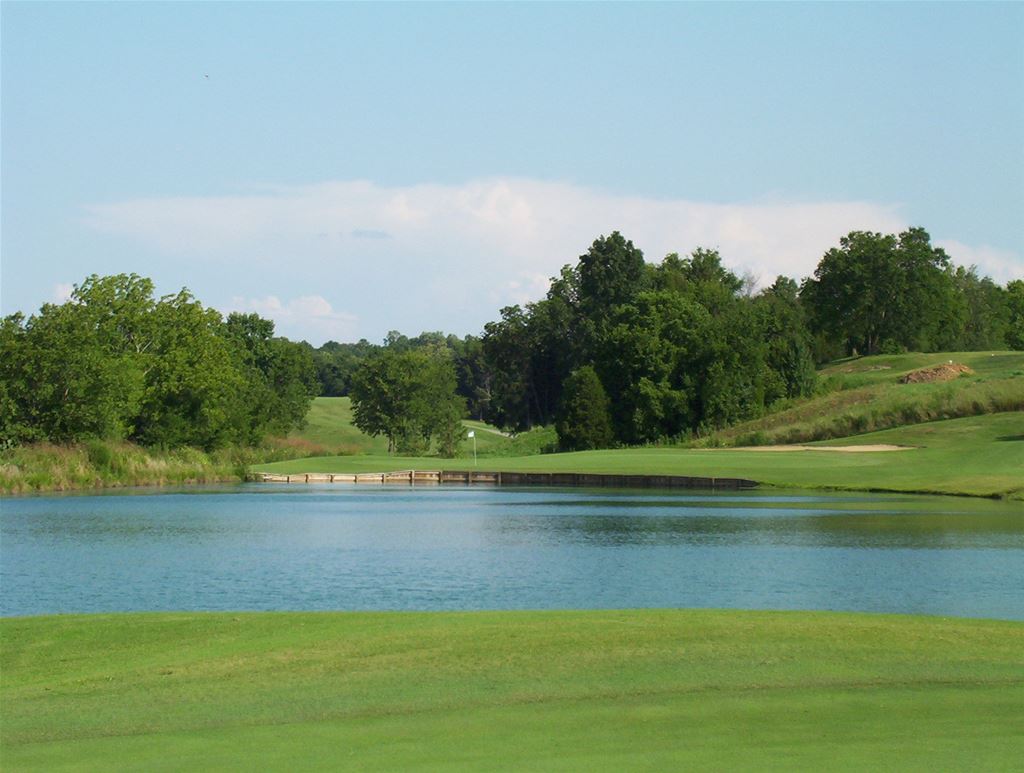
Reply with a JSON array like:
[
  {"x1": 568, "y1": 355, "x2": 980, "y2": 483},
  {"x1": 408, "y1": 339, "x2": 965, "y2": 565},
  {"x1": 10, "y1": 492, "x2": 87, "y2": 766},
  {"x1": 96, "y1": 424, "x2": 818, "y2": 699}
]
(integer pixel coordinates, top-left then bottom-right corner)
[{"x1": 80, "y1": 178, "x2": 1023, "y2": 343}]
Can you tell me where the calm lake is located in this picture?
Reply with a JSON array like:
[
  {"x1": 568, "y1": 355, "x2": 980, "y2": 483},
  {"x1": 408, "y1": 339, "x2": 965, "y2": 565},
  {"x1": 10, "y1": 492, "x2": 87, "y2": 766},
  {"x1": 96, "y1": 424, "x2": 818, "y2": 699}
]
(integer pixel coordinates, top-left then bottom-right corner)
[{"x1": 2, "y1": 484, "x2": 1023, "y2": 619}]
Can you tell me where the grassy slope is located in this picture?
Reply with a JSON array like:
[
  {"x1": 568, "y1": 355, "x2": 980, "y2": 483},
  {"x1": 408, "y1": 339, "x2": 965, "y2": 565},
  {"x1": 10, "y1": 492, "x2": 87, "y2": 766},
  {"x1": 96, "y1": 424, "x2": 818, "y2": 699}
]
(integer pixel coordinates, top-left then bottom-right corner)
[
  {"x1": 255, "y1": 412, "x2": 1024, "y2": 498},
  {"x1": 285, "y1": 396, "x2": 390, "y2": 455},
  {"x1": 287, "y1": 397, "x2": 555, "y2": 457},
  {"x1": 3, "y1": 610, "x2": 1022, "y2": 771},
  {"x1": 710, "y1": 350, "x2": 1024, "y2": 446},
  {"x1": 820, "y1": 350, "x2": 1024, "y2": 385}
]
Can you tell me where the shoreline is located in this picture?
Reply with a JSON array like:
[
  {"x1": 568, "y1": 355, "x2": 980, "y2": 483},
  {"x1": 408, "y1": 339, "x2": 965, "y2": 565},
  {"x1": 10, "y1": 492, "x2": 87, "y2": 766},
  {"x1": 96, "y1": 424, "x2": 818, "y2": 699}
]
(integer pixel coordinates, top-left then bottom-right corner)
[{"x1": 4, "y1": 470, "x2": 1019, "y2": 502}]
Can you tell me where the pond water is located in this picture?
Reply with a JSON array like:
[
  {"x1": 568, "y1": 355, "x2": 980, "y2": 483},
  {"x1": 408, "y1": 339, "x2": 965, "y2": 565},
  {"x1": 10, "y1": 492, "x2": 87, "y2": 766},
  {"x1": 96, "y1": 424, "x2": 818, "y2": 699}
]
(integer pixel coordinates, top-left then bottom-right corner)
[{"x1": 2, "y1": 484, "x2": 1023, "y2": 619}]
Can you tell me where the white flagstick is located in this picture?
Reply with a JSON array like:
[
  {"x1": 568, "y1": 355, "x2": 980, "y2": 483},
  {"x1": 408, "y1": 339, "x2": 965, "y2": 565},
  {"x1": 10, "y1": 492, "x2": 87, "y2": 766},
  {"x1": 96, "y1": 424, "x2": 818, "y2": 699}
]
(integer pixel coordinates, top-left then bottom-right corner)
[{"x1": 467, "y1": 430, "x2": 476, "y2": 466}]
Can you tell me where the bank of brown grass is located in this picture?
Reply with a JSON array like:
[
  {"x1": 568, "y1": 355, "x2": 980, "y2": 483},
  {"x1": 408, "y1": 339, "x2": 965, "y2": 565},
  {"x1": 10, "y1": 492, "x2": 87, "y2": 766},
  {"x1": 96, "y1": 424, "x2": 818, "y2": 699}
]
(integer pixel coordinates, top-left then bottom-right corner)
[
  {"x1": 0, "y1": 440, "x2": 334, "y2": 494},
  {"x1": 698, "y1": 353, "x2": 1024, "y2": 448}
]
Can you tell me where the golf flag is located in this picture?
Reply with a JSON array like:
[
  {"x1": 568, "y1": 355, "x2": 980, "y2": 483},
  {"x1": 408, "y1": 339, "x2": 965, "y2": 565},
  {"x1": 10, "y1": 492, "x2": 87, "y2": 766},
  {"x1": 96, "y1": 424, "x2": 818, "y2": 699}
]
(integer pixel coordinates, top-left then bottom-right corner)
[{"x1": 467, "y1": 431, "x2": 475, "y2": 438}]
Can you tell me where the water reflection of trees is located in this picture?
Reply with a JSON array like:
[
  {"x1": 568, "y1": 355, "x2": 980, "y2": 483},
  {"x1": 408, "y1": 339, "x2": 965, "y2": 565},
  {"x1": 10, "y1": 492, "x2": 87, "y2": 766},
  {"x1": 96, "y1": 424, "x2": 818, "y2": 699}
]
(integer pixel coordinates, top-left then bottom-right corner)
[{"x1": 491, "y1": 507, "x2": 1024, "y2": 550}]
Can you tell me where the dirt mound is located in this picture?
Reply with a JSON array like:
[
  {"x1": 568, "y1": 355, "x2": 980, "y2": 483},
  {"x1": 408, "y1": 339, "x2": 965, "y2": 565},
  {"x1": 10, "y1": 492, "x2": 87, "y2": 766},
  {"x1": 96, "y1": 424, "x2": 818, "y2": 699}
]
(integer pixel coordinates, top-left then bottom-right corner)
[{"x1": 899, "y1": 363, "x2": 974, "y2": 384}]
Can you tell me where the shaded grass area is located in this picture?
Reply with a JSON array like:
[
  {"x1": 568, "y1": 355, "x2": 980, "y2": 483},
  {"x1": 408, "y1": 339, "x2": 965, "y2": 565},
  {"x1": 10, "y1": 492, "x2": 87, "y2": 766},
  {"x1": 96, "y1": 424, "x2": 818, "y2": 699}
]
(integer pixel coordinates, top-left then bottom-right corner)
[
  {"x1": 255, "y1": 412, "x2": 1024, "y2": 499},
  {"x1": 708, "y1": 351, "x2": 1024, "y2": 447},
  {"x1": 2, "y1": 610, "x2": 1022, "y2": 771}
]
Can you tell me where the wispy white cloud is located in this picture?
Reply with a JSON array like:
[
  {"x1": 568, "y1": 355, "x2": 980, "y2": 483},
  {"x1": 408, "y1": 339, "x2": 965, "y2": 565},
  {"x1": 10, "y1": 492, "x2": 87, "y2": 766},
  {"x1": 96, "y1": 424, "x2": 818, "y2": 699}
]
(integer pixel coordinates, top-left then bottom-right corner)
[
  {"x1": 82, "y1": 178, "x2": 1022, "y2": 341},
  {"x1": 934, "y1": 240, "x2": 1024, "y2": 284},
  {"x1": 226, "y1": 294, "x2": 358, "y2": 343},
  {"x1": 51, "y1": 283, "x2": 75, "y2": 304}
]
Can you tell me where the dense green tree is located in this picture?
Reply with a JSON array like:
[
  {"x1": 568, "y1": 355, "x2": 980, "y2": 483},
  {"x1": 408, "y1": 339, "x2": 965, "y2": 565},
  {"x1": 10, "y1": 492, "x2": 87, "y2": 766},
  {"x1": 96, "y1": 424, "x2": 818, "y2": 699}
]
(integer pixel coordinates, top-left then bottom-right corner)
[
  {"x1": 0, "y1": 275, "x2": 156, "y2": 443},
  {"x1": 349, "y1": 348, "x2": 465, "y2": 455},
  {"x1": 0, "y1": 305, "x2": 136, "y2": 442},
  {"x1": 481, "y1": 306, "x2": 536, "y2": 431},
  {"x1": 697, "y1": 303, "x2": 771, "y2": 431},
  {"x1": 577, "y1": 231, "x2": 647, "y2": 321},
  {"x1": 1, "y1": 274, "x2": 314, "y2": 449},
  {"x1": 754, "y1": 277, "x2": 817, "y2": 402},
  {"x1": 1007, "y1": 280, "x2": 1024, "y2": 350},
  {"x1": 595, "y1": 291, "x2": 710, "y2": 443},
  {"x1": 653, "y1": 248, "x2": 743, "y2": 314},
  {"x1": 949, "y1": 267, "x2": 1010, "y2": 350},
  {"x1": 0, "y1": 314, "x2": 27, "y2": 443},
  {"x1": 312, "y1": 339, "x2": 379, "y2": 396},
  {"x1": 555, "y1": 366, "x2": 613, "y2": 451},
  {"x1": 801, "y1": 228, "x2": 958, "y2": 355},
  {"x1": 448, "y1": 334, "x2": 492, "y2": 420},
  {"x1": 132, "y1": 291, "x2": 248, "y2": 449},
  {"x1": 223, "y1": 312, "x2": 318, "y2": 441}
]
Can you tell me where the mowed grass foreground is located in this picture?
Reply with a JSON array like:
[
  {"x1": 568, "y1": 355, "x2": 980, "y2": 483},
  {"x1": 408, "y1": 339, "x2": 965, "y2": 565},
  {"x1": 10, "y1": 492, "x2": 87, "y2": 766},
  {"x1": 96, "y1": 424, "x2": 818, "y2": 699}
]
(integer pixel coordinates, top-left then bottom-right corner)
[
  {"x1": 3, "y1": 610, "x2": 1022, "y2": 771},
  {"x1": 256, "y1": 412, "x2": 1024, "y2": 499}
]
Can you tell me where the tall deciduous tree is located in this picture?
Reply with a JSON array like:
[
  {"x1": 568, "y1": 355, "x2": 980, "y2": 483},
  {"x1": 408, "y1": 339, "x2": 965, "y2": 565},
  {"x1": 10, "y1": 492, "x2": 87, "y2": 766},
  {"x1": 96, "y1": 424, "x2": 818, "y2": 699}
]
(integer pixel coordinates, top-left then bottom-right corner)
[
  {"x1": 801, "y1": 228, "x2": 958, "y2": 356},
  {"x1": 223, "y1": 312, "x2": 319, "y2": 442},
  {"x1": 949, "y1": 267, "x2": 1010, "y2": 350},
  {"x1": 1, "y1": 274, "x2": 315, "y2": 449},
  {"x1": 133, "y1": 290, "x2": 248, "y2": 449},
  {"x1": 577, "y1": 231, "x2": 647, "y2": 322},
  {"x1": 349, "y1": 348, "x2": 465, "y2": 456}
]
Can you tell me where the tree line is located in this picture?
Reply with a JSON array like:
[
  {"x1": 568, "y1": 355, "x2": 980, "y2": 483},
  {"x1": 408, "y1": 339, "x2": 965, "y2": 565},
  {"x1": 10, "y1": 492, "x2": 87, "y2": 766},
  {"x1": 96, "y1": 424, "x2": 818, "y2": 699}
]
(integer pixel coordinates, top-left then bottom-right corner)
[
  {"x1": 336, "y1": 227, "x2": 1023, "y2": 453},
  {"x1": 4, "y1": 227, "x2": 1022, "y2": 454},
  {"x1": 1, "y1": 274, "x2": 318, "y2": 449}
]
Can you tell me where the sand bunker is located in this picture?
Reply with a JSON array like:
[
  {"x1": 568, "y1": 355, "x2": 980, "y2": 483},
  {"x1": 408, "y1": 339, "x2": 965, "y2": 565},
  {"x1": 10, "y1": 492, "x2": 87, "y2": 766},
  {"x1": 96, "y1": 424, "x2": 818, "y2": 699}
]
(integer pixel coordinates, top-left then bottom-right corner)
[
  {"x1": 899, "y1": 363, "x2": 973, "y2": 383},
  {"x1": 725, "y1": 444, "x2": 913, "y2": 453}
]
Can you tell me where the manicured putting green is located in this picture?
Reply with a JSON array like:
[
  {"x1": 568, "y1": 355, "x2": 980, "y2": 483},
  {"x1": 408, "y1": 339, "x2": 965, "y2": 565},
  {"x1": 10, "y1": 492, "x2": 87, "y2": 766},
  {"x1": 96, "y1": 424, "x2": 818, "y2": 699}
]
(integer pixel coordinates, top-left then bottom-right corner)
[{"x1": 3, "y1": 610, "x2": 1022, "y2": 770}]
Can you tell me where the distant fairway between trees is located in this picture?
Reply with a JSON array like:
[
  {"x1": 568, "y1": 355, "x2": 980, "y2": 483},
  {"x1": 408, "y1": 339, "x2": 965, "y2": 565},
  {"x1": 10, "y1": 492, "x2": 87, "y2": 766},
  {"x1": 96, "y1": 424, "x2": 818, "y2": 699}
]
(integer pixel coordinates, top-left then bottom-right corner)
[
  {"x1": 285, "y1": 396, "x2": 556, "y2": 458},
  {"x1": 265, "y1": 352, "x2": 1024, "y2": 499}
]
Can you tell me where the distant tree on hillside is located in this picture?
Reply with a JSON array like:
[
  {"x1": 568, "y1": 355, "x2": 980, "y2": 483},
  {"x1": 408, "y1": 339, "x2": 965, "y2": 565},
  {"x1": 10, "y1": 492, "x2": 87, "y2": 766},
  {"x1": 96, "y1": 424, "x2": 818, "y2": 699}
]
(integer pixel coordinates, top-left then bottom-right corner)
[{"x1": 349, "y1": 347, "x2": 465, "y2": 456}]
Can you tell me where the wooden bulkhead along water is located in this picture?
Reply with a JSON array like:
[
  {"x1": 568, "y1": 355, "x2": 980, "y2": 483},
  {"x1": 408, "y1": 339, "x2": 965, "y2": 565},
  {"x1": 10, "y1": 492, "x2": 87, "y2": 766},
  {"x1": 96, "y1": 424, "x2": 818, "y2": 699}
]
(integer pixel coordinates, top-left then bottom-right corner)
[{"x1": 252, "y1": 470, "x2": 758, "y2": 489}]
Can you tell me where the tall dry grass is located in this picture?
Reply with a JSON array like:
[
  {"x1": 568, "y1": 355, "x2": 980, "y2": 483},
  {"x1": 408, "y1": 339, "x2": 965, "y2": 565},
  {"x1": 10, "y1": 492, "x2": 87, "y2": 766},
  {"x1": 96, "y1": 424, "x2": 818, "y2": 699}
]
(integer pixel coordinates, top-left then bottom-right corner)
[
  {"x1": 697, "y1": 374, "x2": 1024, "y2": 448},
  {"x1": 0, "y1": 439, "x2": 338, "y2": 494}
]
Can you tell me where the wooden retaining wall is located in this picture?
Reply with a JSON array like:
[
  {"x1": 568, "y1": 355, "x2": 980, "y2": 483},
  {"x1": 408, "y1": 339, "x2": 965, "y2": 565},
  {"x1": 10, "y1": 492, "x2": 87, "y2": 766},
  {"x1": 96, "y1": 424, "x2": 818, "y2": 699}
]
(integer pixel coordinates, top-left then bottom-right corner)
[{"x1": 253, "y1": 470, "x2": 757, "y2": 489}]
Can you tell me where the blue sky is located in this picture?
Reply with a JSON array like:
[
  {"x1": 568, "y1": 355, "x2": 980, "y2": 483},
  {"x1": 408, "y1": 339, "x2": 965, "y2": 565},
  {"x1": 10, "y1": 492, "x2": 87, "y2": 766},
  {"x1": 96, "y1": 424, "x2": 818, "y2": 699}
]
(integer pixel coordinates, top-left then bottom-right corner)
[{"x1": 3, "y1": 1, "x2": 1022, "y2": 344}]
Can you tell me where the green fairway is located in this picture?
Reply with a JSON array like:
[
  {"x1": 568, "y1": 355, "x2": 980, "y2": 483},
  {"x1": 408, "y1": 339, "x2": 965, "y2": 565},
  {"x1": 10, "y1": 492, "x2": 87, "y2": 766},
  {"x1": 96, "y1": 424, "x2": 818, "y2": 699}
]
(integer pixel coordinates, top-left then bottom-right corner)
[
  {"x1": 2, "y1": 610, "x2": 1021, "y2": 771},
  {"x1": 286, "y1": 396, "x2": 390, "y2": 454},
  {"x1": 256, "y1": 412, "x2": 1024, "y2": 498}
]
